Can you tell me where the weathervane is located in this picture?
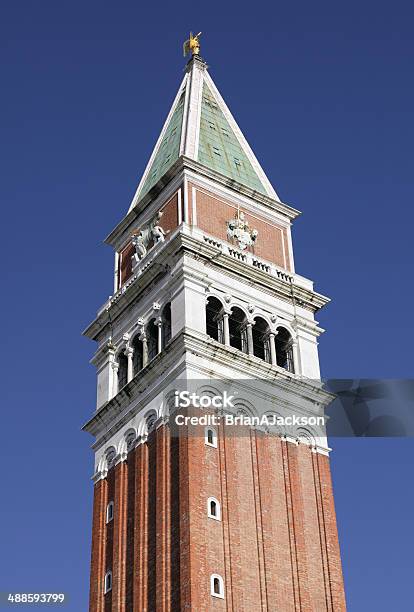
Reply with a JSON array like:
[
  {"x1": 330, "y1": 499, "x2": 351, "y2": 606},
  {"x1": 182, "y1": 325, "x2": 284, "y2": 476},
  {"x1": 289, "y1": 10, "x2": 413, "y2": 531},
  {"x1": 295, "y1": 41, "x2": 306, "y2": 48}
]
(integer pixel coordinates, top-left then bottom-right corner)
[{"x1": 183, "y1": 32, "x2": 202, "y2": 57}]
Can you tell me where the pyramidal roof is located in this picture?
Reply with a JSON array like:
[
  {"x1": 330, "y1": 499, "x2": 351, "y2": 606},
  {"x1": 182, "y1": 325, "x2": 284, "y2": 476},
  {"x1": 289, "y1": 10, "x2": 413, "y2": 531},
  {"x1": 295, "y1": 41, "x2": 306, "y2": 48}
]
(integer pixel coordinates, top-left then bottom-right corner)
[{"x1": 128, "y1": 56, "x2": 279, "y2": 212}]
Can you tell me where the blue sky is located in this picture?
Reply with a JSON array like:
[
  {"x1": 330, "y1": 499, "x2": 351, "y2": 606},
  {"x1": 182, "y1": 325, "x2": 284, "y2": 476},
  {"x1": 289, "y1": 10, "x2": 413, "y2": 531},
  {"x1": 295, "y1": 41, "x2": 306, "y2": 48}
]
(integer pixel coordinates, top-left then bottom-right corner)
[{"x1": 1, "y1": 0, "x2": 413, "y2": 609}]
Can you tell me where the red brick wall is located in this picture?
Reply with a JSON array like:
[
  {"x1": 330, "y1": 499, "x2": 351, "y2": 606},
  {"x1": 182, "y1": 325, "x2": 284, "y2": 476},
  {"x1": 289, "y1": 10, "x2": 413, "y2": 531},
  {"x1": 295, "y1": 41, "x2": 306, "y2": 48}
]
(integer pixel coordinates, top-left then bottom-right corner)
[
  {"x1": 112, "y1": 462, "x2": 127, "y2": 611},
  {"x1": 118, "y1": 243, "x2": 135, "y2": 289},
  {"x1": 188, "y1": 183, "x2": 291, "y2": 271},
  {"x1": 104, "y1": 469, "x2": 114, "y2": 612},
  {"x1": 89, "y1": 425, "x2": 346, "y2": 611},
  {"x1": 133, "y1": 443, "x2": 149, "y2": 611},
  {"x1": 89, "y1": 479, "x2": 107, "y2": 612},
  {"x1": 160, "y1": 193, "x2": 179, "y2": 236}
]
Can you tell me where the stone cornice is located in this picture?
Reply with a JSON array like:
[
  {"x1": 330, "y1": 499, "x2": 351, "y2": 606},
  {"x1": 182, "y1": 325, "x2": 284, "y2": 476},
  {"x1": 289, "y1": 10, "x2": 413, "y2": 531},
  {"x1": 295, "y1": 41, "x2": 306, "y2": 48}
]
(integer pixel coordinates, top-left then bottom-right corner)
[
  {"x1": 83, "y1": 229, "x2": 180, "y2": 341},
  {"x1": 83, "y1": 228, "x2": 329, "y2": 342},
  {"x1": 82, "y1": 328, "x2": 334, "y2": 443},
  {"x1": 181, "y1": 232, "x2": 329, "y2": 311},
  {"x1": 182, "y1": 329, "x2": 335, "y2": 408},
  {"x1": 83, "y1": 333, "x2": 188, "y2": 440},
  {"x1": 182, "y1": 157, "x2": 301, "y2": 219}
]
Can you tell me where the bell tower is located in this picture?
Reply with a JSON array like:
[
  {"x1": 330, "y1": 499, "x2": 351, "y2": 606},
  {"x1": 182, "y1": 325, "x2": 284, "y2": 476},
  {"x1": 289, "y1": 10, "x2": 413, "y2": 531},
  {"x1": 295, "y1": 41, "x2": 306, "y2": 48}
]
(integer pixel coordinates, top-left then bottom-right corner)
[{"x1": 83, "y1": 41, "x2": 346, "y2": 612}]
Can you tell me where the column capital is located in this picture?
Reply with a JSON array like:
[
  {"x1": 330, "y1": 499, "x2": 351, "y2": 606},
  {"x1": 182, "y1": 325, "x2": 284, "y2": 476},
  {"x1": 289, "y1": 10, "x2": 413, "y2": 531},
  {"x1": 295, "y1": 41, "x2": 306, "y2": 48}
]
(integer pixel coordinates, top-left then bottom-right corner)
[
  {"x1": 219, "y1": 307, "x2": 232, "y2": 317},
  {"x1": 124, "y1": 345, "x2": 134, "y2": 357},
  {"x1": 104, "y1": 340, "x2": 116, "y2": 357},
  {"x1": 92, "y1": 468, "x2": 107, "y2": 483},
  {"x1": 116, "y1": 450, "x2": 128, "y2": 464},
  {"x1": 242, "y1": 319, "x2": 255, "y2": 330}
]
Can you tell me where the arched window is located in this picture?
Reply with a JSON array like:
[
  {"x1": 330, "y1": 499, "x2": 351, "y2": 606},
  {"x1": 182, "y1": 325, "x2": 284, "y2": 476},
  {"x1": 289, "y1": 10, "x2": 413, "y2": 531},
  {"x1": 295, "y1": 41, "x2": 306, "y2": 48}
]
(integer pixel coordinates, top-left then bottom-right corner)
[
  {"x1": 145, "y1": 412, "x2": 157, "y2": 434},
  {"x1": 147, "y1": 318, "x2": 158, "y2": 361},
  {"x1": 106, "y1": 501, "x2": 114, "y2": 523},
  {"x1": 229, "y1": 307, "x2": 247, "y2": 351},
  {"x1": 106, "y1": 448, "x2": 116, "y2": 471},
  {"x1": 207, "y1": 497, "x2": 221, "y2": 520},
  {"x1": 276, "y1": 327, "x2": 295, "y2": 373},
  {"x1": 104, "y1": 571, "x2": 112, "y2": 594},
  {"x1": 210, "y1": 574, "x2": 224, "y2": 599},
  {"x1": 205, "y1": 426, "x2": 217, "y2": 448},
  {"x1": 252, "y1": 317, "x2": 271, "y2": 362},
  {"x1": 132, "y1": 334, "x2": 143, "y2": 375},
  {"x1": 206, "y1": 296, "x2": 224, "y2": 342},
  {"x1": 162, "y1": 303, "x2": 172, "y2": 348},
  {"x1": 117, "y1": 352, "x2": 128, "y2": 390},
  {"x1": 125, "y1": 430, "x2": 136, "y2": 453}
]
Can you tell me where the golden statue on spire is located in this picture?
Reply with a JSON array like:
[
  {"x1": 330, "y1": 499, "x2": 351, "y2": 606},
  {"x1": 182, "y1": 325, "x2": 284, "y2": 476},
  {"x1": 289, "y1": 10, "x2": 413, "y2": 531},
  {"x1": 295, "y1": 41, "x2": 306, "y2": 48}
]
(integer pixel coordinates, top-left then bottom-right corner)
[{"x1": 183, "y1": 32, "x2": 202, "y2": 57}]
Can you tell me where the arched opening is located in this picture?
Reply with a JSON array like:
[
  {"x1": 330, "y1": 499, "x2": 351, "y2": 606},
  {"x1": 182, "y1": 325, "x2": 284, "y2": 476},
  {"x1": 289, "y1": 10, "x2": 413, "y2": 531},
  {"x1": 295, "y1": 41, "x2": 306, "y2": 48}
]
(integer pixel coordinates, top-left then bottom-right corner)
[
  {"x1": 106, "y1": 501, "x2": 114, "y2": 523},
  {"x1": 132, "y1": 334, "x2": 143, "y2": 374},
  {"x1": 210, "y1": 574, "x2": 224, "y2": 598},
  {"x1": 117, "y1": 352, "x2": 128, "y2": 390},
  {"x1": 205, "y1": 426, "x2": 217, "y2": 448},
  {"x1": 206, "y1": 296, "x2": 224, "y2": 342},
  {"x1": 147, "y1": 318, "x2": 158, "y2": 361},
  {"x1": 207, "y1": 497, "x2": 221, "y2": 520},
  {"x1": 252, "y1": 317, "x2": 271, "y2": 362},
  {"x1": 105, "y1": 447, "x2": 116, "y2": 471},
  {"x1": 162, "y1": 303, "x2": 172, "y2": 349},
  {"x1": 276, "y1": 327, "x2": 294, "y2": 373},
  {"x1": 104, "y1": 571, "x2": 112, "y2": 594},
  {"x1": 145, "y1": 412, "x2": 157, "y2": 434},
  {"x1": 125, "y1": 429, "x2": 136, "y2": 453},
  {"x1": 229, "y1": 307, "x2": 247, "y2": 352}
]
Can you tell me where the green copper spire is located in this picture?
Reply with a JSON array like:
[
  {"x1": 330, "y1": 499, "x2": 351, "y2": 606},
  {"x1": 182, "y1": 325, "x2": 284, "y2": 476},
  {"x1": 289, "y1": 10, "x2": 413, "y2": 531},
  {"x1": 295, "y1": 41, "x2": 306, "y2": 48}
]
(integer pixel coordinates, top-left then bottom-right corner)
[
  {"x1": 137, "y1": 90, "x2": 185, "y2": 201},
  {"x1": 198, "y1": 83, "x2": 267, "y2": 195},
  {"x1": 129, "y1": 53, "x2": 278, "y2": 211}
]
